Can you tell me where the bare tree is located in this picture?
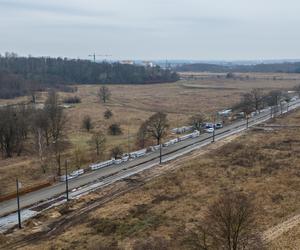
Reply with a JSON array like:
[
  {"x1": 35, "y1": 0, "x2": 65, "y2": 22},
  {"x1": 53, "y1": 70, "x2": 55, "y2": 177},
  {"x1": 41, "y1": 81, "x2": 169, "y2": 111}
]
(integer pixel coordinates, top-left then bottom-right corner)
[
  {"x1": 74, "y1": 145, "x2": 84, "y2": 169},
  {"x1": 110, "y1": 146, "x2": 123, "y2": 159},
  {"x1": 82, "y1": 115, "x2": 93, "y2": 132},
  {"x1": 90, "y1": 131, "x2": 106, "y2": 156},
  {"x1": 136, "y1": 121, "x2": 150, "y2": 148},
  {"x1": 145, "y1": 112, "x2": 169, "y2": 145},
  {"x1": 185, "y1": 191, "x2": 264, "y2": 250},
  {"x1": 250, "y1": 88, "x2": 264, "y2": 112},
  {"x1": 264, "y1": 90, "x2": 282, "y2": 107},
  {"x1": 235, "y1": 89, "x2": 265, "y2": 117},
  {"x1": 44, "y1": 90, "x2": 68, "y2": 176},
  {"x1": 32, "y1": 110, "x2": 49, "y2": 173},
  {"x1": 0, "y1": 105, "x2": 30, "y2": 158},
  {"x1": 234, "y1": 93, "x2": 255, "y2": 118},
  {"x1": 189, "y1": 113, "x2": 206, "y2": 132},
  {"x1": 0, "y1": 106, "x2": 19, "y2": 158},
  {"x1": 98, "y1": 85, "x2": 111, "y2": 103}
]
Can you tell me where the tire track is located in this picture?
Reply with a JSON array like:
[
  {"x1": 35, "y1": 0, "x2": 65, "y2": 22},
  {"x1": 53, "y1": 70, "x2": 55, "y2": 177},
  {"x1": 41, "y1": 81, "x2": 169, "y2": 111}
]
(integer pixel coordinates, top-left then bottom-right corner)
[{"x1": 262, "y1": 214, "x2": 300, "y2": 243}]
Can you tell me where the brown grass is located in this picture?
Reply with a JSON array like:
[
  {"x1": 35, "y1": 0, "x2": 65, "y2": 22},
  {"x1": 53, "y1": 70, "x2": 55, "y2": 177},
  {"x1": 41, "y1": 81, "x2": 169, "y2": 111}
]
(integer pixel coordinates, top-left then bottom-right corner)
[
  {"x1": 0, "y1": 73, "x2": 299, "y2": 195},
  {"x1": 3, "y1": 108, "x2": 300, "y2": 249}
]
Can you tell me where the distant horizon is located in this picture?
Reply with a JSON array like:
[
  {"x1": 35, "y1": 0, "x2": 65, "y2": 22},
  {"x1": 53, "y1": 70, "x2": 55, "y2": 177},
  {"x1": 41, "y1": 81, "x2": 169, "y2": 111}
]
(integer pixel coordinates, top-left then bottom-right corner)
[
  {"x1": 2, "y1": 52, "x2": 300, "y2": 64},
  {"x1": 1, "y1": 1, "x2": 300, "y2": 60}
]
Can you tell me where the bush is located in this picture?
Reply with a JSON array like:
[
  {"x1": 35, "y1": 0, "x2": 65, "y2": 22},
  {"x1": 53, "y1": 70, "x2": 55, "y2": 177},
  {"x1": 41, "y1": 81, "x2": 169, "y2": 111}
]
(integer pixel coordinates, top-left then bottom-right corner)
[
  {"x1": 82, "y1": 115, "x2": 93, "y2": 132},
  {"x1": 108, "y1": 123, "x2": 122, "y2": 135},
  {"x1": 63, "y1": 96, "x2": 81, "y2": 104},
  {"x1": 132, "y1": 237, "x2": 170, "y2": 250},
  {"x1": 104, "y1": 109, "x2": 113, "y2": 119},
  {"x1": 89, "y1": 212, "x2": 165, "y2": 238},
  {"x1": 90, "y1": 218, "x2": 118, "y2": 236},
  {"x1": 226, "y1": 72, "x2": 235, "y2": 79}
]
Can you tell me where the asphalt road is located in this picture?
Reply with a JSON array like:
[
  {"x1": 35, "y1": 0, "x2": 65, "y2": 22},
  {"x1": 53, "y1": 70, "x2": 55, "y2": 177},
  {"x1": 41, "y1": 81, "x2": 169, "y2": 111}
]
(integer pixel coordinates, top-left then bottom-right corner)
[{"x1": 0, "y1": 100, "x2": 299, "y2": 217}]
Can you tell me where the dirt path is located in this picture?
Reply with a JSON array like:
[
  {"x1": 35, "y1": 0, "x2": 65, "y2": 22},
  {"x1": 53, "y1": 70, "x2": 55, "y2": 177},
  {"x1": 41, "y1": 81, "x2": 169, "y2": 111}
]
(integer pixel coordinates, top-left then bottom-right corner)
[{"x1": 262, "y1": 213, "x2": 300, "y2": 243}]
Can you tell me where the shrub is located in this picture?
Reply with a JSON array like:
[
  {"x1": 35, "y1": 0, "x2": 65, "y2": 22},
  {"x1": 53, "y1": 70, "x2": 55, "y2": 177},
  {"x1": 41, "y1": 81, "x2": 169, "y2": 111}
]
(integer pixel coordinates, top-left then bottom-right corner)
[
  {"x1": 90, "y1": 218, "x2": 118, "y2": 236},
  {"x1": 89, "y1": 213, "x2": 165, "y2": 238},
  {"x1": 63, "y1": 96, "x2": 81, "y2": 104},
  {"x1": 226, "y1": 72, "x2": 235, "y2": 79},
  {"x1": 132, "y1": 237, "x2": 170, "y2": 250},
  {"x1": 104, "y1": 109, "x2": 113, "y2": 119},
  {"x1": 82, "y1": 115, "x2": 93, "y2": 132},
  {"x1": 108, "y1": 123, "x2": 122, "y2": 135},
  {"x1": 271, "y1": 194, "x2": 284, "y2": 204}
]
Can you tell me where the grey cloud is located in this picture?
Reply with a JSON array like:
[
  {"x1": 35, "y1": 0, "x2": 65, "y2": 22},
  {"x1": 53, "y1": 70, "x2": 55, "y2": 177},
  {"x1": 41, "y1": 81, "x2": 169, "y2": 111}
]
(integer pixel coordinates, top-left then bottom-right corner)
[
  {"x1": 0, "y1": 0, "x2": 113, "y2": 17},
  {"x1": 1, "y1": 0, "x2": 300, "y2": 60}
]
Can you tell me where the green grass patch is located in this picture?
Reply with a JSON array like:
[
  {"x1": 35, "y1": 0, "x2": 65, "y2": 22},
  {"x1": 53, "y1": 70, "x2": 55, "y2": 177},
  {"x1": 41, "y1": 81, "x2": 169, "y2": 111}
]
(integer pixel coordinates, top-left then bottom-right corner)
[{"x1": 89, "y1": 210, "x2": 166, "y2": 238}]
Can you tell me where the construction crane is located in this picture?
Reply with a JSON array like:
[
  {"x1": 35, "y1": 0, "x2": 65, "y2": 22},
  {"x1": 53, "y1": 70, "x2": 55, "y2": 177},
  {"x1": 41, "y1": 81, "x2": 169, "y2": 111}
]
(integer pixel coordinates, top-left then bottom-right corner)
[{"x1": 88, "y1": 53, "x2": 112, "y2": 63}]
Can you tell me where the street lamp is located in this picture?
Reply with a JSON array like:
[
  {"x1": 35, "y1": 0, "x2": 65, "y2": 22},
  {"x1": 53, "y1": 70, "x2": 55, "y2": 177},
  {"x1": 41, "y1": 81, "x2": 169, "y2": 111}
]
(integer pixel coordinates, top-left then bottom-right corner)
[
  {"x1": 16, "y1": 178, "x2": 22, "y2": 229},
  {"x1": 159, "y1": 144, "x2": 162, "y2": 164},
  {"x1": 246, "y1": 115, "x2": 249, "y2": 129},
  {"x1": 65, "y1": 160, "x2": 69, "y2": 201},
  {"x1": 212, "y1": 117, "x2": 216, "y2": 143}
]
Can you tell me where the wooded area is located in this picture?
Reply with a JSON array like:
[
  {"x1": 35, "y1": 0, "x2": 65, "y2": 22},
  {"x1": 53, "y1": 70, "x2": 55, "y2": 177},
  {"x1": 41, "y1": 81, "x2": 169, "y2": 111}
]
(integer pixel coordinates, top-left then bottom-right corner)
[
  {"x1": 176, "y1": 62, "x2": 300, "y2": 73},
  {"x1": 0, "y1": 53, "x2": 179, "y2": 99}
]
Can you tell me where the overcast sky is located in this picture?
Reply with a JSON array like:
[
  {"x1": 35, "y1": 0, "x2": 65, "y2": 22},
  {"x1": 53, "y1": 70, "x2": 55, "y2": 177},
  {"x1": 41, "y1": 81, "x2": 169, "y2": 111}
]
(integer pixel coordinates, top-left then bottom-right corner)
[{"x1": 1, "y1": 0, "x2": 300, "y2": 60}]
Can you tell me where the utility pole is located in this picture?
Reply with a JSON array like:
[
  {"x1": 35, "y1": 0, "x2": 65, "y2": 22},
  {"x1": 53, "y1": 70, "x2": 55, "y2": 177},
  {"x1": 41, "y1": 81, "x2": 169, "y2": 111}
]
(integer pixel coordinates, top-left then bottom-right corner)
[
  {"x1": 246, "y1": 115, "x2": 249, "y2": 129},
  {"x1": 159, "y1": 144, "x2": 162, "y2": 164},
  {"x1": 127, "y1": 123, "x2": 130, "y2": 154},
  {"x1": 212, "y1": 114, "x2": 216, "y2": 142},
  {"x1": 270, "y1": 106, "x2": 273, "y2": 118},
  {"x1": 16, "y1": 178, "x2": 22, "y2": 229},
  {"x1": 65, "y1": 160, "x2": 69, "y2": 201},
  {"x1": 176, "y1": 114, "x2": 180, "y2": 140}
]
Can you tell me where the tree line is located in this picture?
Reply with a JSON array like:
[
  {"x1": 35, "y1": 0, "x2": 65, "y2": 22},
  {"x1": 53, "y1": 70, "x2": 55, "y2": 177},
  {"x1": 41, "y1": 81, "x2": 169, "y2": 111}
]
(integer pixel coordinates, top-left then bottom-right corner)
[
  {"x1": 175, "y1": 62, "x2": 300, "y2": 73},
  {"x1": 0, "y1": 91, "x2": 68, "y2": 176},
  {"x1": 0, "y1": 53, "x2": 179, "y2": 99},
  {"x1": 233, "y1": 88, "x2": 290, "y2": 117},
  {"x1": 0, "y1": 85, "x2": 173, "y2": 177}
]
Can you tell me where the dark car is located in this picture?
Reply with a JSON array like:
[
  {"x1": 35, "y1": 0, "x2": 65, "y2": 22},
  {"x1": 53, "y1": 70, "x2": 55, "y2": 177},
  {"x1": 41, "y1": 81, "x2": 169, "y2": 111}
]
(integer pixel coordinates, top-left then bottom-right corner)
[{"x1": 215, "y1": 123, "x2": 223, "y2": 129}]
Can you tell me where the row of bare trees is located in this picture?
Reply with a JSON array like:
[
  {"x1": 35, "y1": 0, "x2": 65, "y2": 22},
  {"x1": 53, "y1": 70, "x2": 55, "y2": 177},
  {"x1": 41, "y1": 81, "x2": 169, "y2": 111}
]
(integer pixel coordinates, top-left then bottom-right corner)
[
  {"x1": 0, "y1": 91, "x2": 68, "y2": 176},
  {"x1": 0, "y1": 105, "x2": 30, "y2": 158},
  {"x1": 33, "y1": 90, "x2": 68, "y2": 175},
  {"x1": 234, "y1": 88, "x2": 288, "y2": 116}
]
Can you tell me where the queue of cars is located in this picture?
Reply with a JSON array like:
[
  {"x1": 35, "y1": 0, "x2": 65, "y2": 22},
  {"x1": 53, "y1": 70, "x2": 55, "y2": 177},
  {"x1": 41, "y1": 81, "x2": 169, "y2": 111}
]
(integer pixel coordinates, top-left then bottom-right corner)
[
  {"x1": 202, "y1": 122, "x2": 223, "y2": 133},
  {"x1": 60, "y1": 121, "x2": 224, "y2": 181}
]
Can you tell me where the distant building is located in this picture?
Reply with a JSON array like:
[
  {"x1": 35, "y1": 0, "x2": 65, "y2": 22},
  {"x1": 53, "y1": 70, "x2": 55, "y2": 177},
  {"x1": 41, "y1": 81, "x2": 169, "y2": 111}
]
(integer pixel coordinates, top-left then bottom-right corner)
[
  {"x1": 142, "y1": 61, "x2": 155, "y2": 67},
  {"x1": 120, "y1": 60, "x2": 134, "y2": 65}
]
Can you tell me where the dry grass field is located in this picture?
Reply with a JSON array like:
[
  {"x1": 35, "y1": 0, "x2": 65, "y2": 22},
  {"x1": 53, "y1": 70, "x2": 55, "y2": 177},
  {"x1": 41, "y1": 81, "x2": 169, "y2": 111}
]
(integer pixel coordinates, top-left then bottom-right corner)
[
  {"x1": 0, "y1": 72, "x2": 300, "y2": 196},
  {"x1": 2, "y1": 107, "x2": 300, "y2": 249}
]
